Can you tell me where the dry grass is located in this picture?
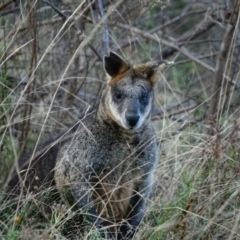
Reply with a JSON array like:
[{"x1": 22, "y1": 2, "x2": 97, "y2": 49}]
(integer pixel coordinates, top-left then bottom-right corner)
[{"x1": 1, "y1": 0, "x2": 240, "y2": 239}]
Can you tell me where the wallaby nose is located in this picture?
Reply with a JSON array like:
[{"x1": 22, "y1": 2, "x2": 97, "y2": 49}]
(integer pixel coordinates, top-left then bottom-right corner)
[{"x1": 126, "y1": 113, "x2": 140, "y2": 127}]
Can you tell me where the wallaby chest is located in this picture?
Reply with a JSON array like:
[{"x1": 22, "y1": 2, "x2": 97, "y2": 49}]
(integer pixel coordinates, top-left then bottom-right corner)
[
  {"x1": 56, "y1": 123, "x2": 154, "y2": 221},
  {"x1": 81, "y1": 122, "x2": 155, "y2": 180}
]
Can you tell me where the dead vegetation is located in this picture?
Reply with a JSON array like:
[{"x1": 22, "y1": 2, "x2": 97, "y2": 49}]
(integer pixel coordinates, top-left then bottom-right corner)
[{"x1": 1, "y1": 0, "x2": 240, "y2": 239}]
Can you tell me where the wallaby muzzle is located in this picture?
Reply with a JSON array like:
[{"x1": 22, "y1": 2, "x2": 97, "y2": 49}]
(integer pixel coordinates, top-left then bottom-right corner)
[{"x1": 125, "y1": 112, "x2": 140, "y2": 128}]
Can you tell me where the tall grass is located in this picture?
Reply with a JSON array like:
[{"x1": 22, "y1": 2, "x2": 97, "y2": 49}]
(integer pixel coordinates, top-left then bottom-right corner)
[{"x1": 1, "y1": 0, "x2": 240, "y2": 239}]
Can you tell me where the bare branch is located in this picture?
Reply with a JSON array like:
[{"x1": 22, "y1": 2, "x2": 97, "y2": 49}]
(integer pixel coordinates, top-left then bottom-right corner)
[
  {"x1": 149, "y1": 9, "x2": 206, "y2": 34},
  {"x1": 41, "y1": 0, "x2": 82, "y2": 33},
  {"x1": 41, "y1": 0, "x2": 102, "y2": 61},
  {"x1": 0, "y1": 6, "x2": 19, "y2": 16},
  {"x1": 160, "y1": 10, "x2": 218, "y2": 59},
  {"x1": 0, "y1": 0, "x2": 13, "y2": 11},
  {"x1": 116, "y1": 22, "x2": 215, "y2": 72},
  {"x1": 208, "y1": 0, "x2": 240, "y2": 125},
  {"x1": 97, "y1": 0, "x2": 110, "y2": 56}
]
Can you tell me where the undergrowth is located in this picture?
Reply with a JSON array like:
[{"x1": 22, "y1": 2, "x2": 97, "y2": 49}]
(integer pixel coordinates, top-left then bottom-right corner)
[
  {"x1": 2, "y1": 118, "x2": 240, "y2": 239},
  {"x1": 1, "y1": 0, "x2": 240, "y2": 239}
]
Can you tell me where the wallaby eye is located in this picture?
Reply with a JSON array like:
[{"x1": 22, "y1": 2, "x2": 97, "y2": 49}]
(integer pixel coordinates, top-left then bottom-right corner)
[
  {"x1": 140, "y1": 94, "x2": 148, "y2": 103},
  {"x1": 115, "y1": 92, "x2": 122, "y2": 100}
]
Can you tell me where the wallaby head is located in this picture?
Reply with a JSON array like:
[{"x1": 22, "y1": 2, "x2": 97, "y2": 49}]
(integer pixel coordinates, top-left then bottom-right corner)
[{"x1": 99, "y1": 51, "x2": 172, "y2": 130}]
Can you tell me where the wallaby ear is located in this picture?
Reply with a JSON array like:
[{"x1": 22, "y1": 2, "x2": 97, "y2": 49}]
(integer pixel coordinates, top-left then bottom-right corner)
[
  {"x1": 134, "y1": 60, "x2": 174, "y2": 84},
  {"x1": 103, "y1": 52, "x2": 130, "y2": 77}
]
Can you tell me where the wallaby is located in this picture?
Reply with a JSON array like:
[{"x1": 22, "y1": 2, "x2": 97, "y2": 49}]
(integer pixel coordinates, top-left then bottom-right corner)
[
  {"x1": 7, "y1": 52, "x2": 172, "y2": 239},
  {"x1": 54, "y1": 52, "x2": 172, "y2": 239}
]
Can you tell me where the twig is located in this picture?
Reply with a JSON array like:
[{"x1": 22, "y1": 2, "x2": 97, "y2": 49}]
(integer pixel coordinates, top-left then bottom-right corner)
[
  {"x1": 208, "y1": 0, "x2": 240, "y2": 125},
  {"x1": 151, "y1": 102, "x2": 199, "y2": 122},
  {"x1": 116, "y1": 21, "x2": 240, "y2": 90},
  {"x1": 112, "y1": 8, "x2": 209, "y2": 56},
  {"x1": 116, "y1": 22, "x2": 215, "y2": 72},
  {"x1": 41, "y1": 0, "x2": 102, "y2": 62},
  {"x1": 19, "y1": 3, "x2": 38, "y2": 153},
  {"x1": 42, "y1": 0, "x2": 82, "y2": 33},
  {"x1": 149, "y1": 9, "x2": 206, "y2": 34},
  {"x1": 97, "y1": 0, "x2": 110, "y2": 55},
  {"x1": 0, "y1": 6, "x2": 19, "y2": 16},
  {"x1": 159, "y1": 14, "x2": 216, "y2": 59},
  {"x1": 0, "y1": 0, "x2": 13, "y2": 11},
  {"x1": 88, "y1": 0, "x2": 96, "y2": 23},
  {"x1": 0, "y1": 18, "x2": 61, "y2": 41}
]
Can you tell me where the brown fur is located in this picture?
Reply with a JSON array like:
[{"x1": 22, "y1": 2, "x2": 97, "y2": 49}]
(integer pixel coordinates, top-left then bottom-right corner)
[
  {"x1": 93, "y1": 174, "x2": 140, "y2": 222},
  {"x1": 109, "y1": 64, "x2": 131, "y2": 84}
]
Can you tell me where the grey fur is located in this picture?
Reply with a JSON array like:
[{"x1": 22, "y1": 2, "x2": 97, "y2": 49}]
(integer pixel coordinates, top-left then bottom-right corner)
[{"x1": 55, "y1": 52, "x2": 168, "y2": 239}]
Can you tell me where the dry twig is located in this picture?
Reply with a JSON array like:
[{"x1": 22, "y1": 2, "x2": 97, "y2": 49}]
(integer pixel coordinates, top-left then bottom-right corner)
[{"x1": 208, "y1": 0, "x2": 240, "y2": 125}]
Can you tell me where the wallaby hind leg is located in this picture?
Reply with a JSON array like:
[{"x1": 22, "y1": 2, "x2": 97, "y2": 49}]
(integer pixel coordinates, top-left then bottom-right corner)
[{"x1": 117, "y1": 192, "x2": 144, "y2": 239}]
